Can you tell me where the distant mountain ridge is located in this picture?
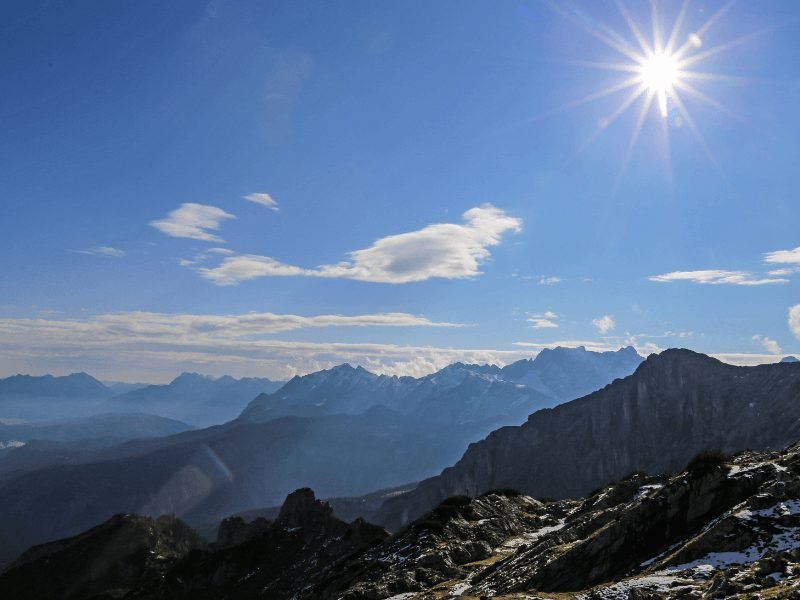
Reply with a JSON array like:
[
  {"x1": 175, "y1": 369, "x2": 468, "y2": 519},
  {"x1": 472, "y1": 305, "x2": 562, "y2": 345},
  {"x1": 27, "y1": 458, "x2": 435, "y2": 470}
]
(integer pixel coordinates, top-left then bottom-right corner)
[
  {"x1": 0, "y1": 373, "x2": 114, "y2": 421},
  {"x1": 0, "y1": 372, "x2": 112, "y2": 398},
  {"x1": 109, "y1": 372, "x2": 284, "y2": 426},
  {"x1": 0, "y1": 371, "x2": 285, "y2": 427},
  {"x1": 238, "y1": 346, "x2": 644, "y2": 429},
  {"x1": 376, "y1": 348, "x2": 800, "y2": 529}
]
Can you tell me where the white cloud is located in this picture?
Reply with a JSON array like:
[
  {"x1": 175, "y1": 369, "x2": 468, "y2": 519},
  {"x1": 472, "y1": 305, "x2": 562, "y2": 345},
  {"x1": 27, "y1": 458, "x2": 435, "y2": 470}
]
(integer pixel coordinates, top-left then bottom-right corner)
[
  {"x1": 244, "y1": 193, "x2": 279, "y2": 211},
  {"x1": 150, "y1": 203, "x2": 235, "y2": 243},
  {"x1": 752, "y1": 334, "x2": 782, "y2": 355},
  {"x1": 592, "y1": 314, "x2": 616, "y2": 334},
  {"x1": 791, "y1": 305, "x2": 800, "y2": 341},
  {"x1": 768, "y1": 268, "x2": 800, "y2": 276},
  {"x1": 198, "y1": 255, "x2": 308, "y2": 284},
  {"x1": 75, "y1": 246, "x2": 126, "y2": 258},
  {"x1": 538, "y1": 276, "x2": 561, "y2": 285},
  {"x1": 8, "y1": 310, "x2": 464, "y2": 339},
  {"x1": 662, "y1": 330, "x2": 694, "y2": 338},
  {"x1": 649, "y1": 270, "x2": 788, "y2": 286},
  {"x1": 208, "y1": 247, "x2": 234, "y2": 255},
  {"x1": 0, "y1": 311, "x2": 521, "y2": 382},
  {"x1": 710, "y1": 353, "x2": 786, "y2": 366},
  {"x1": 764, "y1": 246, "x2": 800, "y2": 264},
  {"x1": 527, "y1": 311, "x2": 559, "y2": 329},
  {"x1": 197, "y1": 204, "x2": 522, "y2": 285}
]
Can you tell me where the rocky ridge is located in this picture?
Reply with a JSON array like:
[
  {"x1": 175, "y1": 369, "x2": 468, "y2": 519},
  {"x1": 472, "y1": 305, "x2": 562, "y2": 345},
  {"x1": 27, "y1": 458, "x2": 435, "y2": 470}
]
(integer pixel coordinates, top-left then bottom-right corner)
[
  {"x1": 6, "y1": 445, "x2": 800, "y2": 598},
  {"x1": 377, "y1": 349, "x2": 800, "y2": 530},
  {"x1": 313, "y1": 443, "x2": 800, "y2": 599}
]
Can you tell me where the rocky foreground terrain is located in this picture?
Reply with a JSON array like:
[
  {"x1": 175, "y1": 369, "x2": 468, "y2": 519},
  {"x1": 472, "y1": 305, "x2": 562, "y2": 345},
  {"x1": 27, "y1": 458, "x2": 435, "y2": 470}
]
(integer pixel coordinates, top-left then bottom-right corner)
[{"x1": 5, "y1": 442, "x2": 800, "y2": 598}]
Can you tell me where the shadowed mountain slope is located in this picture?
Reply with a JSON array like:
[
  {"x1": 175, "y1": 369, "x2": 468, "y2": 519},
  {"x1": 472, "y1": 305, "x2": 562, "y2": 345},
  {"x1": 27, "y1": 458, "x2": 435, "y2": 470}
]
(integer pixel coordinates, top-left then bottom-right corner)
[{"x1": 376, "y1": 349, "x2": 800, "y2": 529}]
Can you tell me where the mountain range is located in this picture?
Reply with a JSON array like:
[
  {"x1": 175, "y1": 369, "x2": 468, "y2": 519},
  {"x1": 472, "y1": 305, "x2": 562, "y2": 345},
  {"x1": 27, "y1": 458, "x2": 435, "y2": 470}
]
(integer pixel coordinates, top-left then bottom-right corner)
[
  {"x1": 5, "y1": 345, "x2": 798, "y2": 589},
  {"x1": 0, "y1": 346, "x2": 643, "y2": 564},
  {"x1": 4, "y1": 442, "x2": 800, "y2": 598},
  {"x1": 239, "y1": 345, "x2": 643, "y2": 430},
  {"x1": 0, "y1": 371, "x2": 283, "y2": 427},
  {"x1": 376, "y1": 349, "x2": 800, "y2": 529},
  {"x1": 108, "y1": 372, "x2": 284, "y2": 426}
]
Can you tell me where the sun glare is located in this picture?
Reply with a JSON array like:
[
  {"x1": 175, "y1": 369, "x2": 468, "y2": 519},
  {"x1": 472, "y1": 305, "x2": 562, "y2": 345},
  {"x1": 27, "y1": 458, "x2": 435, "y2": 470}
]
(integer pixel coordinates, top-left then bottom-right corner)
[
  {"x1": 542, "y1": 0, "x2": 761, "y2": 186},
  {"x1": 638, "y1": 52, "x2": 680, "y2": 117}
]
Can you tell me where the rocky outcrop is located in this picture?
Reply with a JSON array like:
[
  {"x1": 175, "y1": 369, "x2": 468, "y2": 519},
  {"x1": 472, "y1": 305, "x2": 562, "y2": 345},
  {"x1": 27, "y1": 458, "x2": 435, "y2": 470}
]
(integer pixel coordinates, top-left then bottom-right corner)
[
  {"x1": 377, "y1": 349, "x2": 800, "y2": 529},
  {"x1": 0, "y1": 513, "x2": 205, "y2": 599},
  {"x1": 0, "y1": 488, "x2": 389, "y2": 600},
  {"x1": 214, "y1": 515, "x2": 271, "y2": 548},
  {"x1": 134, "y1": 488, "x2": 389, "y2": 599},
  {"x1": 317, "y1": 442, "x2": 800, "y2": 598}
]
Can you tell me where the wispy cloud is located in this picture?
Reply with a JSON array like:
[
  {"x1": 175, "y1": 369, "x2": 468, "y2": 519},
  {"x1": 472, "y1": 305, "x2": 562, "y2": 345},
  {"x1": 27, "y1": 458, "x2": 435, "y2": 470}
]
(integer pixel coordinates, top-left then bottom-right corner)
[
  {"x1": 244, "y1": 193, "x2": 279, "y2": 211},
  {"x1": 767, "y1": 267, "x2": 800, "y2": 276},
  {"x1": 263, "y1": 50, "x2": 314, "y2": 139},
  {"x1": 527, "y1": 311, "x2": 559, "y2": 329},
  {"x1": 538, "y1": 275, "x2": 561, "y2": 286},
  {"x1": 752, "y1": 334, "x2": 781, "y2": 355},
  {"x1": 0, "y1": 311, "x2": 521, "y2": 382},
  {"x1": 74, "y1": 246, "x2": 126, "y2": 258},
  {"x1": 150, "y1": 203, "x2": 235, "y2": 243},
  {"x1": 592, "y1": 314, "x2": 616, "y2": 333},
  {"x1": 197, "y1": 204, "x2": 522, "y2": 285},
  {"x1": 764, "y1": 246, "x2": 800, "y2": 265},
  {"x1": 649, "y1": 270, "x2": 788, "y2": 286},
  {"x1": 0, "y1": 310, "x2": 464, "y2": 339}
]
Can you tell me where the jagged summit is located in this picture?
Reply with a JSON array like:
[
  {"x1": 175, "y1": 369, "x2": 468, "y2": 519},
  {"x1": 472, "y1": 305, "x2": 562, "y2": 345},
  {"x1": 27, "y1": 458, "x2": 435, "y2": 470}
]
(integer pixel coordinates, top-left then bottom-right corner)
[
  {"x1": 238, "y1": 345, "x2": 644, "y2": 425},
  {"x1": 276, "y1": 487, "x2": 334, "y2": 530},
  {"x1": 169, "y1": 372, "x2": 215, "y2": 385}
]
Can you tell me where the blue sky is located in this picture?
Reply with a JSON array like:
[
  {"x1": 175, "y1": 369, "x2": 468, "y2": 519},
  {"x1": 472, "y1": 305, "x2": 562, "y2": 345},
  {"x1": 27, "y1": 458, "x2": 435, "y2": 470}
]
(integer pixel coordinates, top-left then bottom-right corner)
[{"x1": 1, "y1": 0, "x2": 799, "y2": 382}]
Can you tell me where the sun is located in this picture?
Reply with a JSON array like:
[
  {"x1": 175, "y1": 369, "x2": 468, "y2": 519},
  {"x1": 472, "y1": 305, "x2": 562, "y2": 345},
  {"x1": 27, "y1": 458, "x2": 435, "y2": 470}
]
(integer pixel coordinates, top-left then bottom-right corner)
[
  {"x1": 638, "y1": 51, "x2": 680, "y2": 117},
  {"x1": 540, "y1": 0, "x2": 764, "y2": 186}
]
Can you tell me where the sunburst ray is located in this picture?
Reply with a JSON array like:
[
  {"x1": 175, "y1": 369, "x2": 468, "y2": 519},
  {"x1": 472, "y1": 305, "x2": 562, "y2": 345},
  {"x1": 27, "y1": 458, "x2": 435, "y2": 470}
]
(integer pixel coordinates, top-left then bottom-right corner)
[
  {"x1": 615, "y1": 0, "x2": 652, "y2": 56},
  {"x1": 534, "y1": 0, "x2": 765, "y2": 189},
  {"x1": 615, "y1": 89, "x2": 655, "y2": 191},
  {"x1": 567, "y1": 84, "x2": 648, "y2": 164}
]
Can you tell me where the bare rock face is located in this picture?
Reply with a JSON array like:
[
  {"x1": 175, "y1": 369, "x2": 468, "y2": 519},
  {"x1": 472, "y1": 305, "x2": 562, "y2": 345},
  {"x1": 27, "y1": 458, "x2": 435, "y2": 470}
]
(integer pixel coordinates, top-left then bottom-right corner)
[
  {"x1": 378, "y1": 349, "x2": 800, "y2": 529},
  {"x1": 316, "y1": 443, "x2": 800, "y2": 599}
]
